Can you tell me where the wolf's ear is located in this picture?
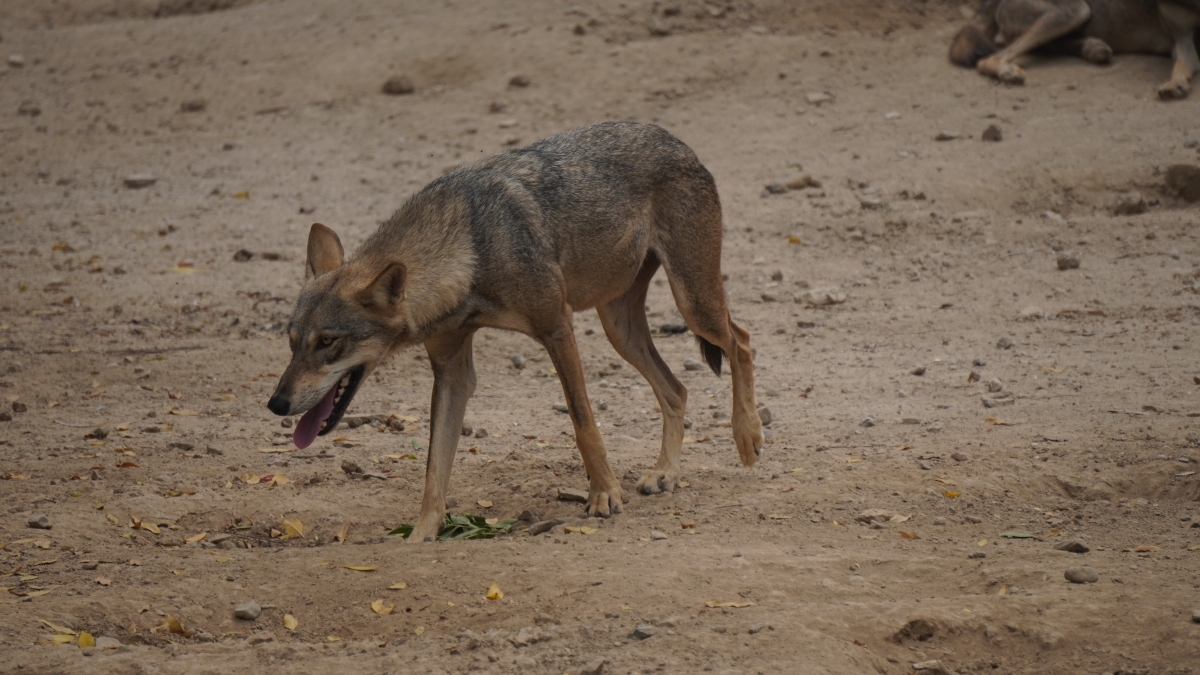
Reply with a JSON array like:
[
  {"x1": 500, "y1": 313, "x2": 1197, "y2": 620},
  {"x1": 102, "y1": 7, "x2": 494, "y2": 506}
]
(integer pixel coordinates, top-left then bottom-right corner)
[
  {"x1": 306, "y1": 223, "x2": 345, "y2": 278},
  {"x1": 357, "y1": 262, "x2": 407, "y2": 313}
]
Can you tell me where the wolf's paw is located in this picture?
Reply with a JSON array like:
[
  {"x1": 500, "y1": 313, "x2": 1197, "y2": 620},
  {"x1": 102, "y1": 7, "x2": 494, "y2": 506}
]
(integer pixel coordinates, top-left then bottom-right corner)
[
  {"x1": 1158, "y1": 79, "x2": 1191, "y2": 100},
  {"x1": 734, "y1": 424, "x2": 763, "y2": 468},
  {"x1": 1081, "y1": 38, "x2": 1112, "y2": 64},
  {"x1": 585, "y1": 481, "x2": 623, "y2": 518},
  {"x1": 408, "y1": 517, "x2": 442, "y2": 543},
  {"x1": 637, "y1": 468, "x2": 681, "y2": 495},
  {"x1": 996, "y1": 64, "x2": 1026, "y2": 85}
]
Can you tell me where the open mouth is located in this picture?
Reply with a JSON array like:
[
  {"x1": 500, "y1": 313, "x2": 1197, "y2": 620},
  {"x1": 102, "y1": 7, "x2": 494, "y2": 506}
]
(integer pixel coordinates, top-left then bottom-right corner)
[{"x1": 293, "y1": 365, "x2": 365, "y2": 449}]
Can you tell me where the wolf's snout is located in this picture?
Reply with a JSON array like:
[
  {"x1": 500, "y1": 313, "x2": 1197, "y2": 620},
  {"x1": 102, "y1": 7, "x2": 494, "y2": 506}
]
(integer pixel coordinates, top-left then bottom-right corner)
[{"x1": 267, "y1": 394, "x2": 291, "y2": 416}]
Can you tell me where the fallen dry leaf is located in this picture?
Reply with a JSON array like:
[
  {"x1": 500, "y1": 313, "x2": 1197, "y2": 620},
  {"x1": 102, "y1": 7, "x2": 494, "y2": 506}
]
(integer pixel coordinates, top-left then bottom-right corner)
[
  {"x1": 105, "y1": 513, "x2": 119, "y2": 525},
  {"x1": 184, "y1": 532, "x2": 206, "y2": 543},
  {"x1": 477, "y1": 500, "x2": 493, "y2": 508},
  {"x1": 280, "y1": 518, "x2": 304, "y2": 539},
  {"x1": 388, "y1": 582, "x2": 407, "y2": 590},
  {"x1": 241, "y1": 473, "x2": 261, "y2": 485},
  {"x1": 39, "y1": 619, "x2": 76, "y2": 635},
  {"x1": 95, "y1": 577, "x2": 111, "y2": 586},
  {"x1": 267, "y1": 474, "x2": 289, "y2": 487},
  {"x1": 944, "y1": 491, "x2": 961, "y2": 499},
  {"x1": 370, "y1": 599, "x2": 395, "y2": 615},
  {"x1": 342, "y1": 565, "x2": 377, "y2": 572},
  {"x1": 283, "y1": 614, "x2": 298, "y2": 631},
  {"x1": 486, "y1": 582, "x2": 503, "y2": 600},
  {"x1": 705, "y1": 600, "x2": 756, "y2": 608},
  {"x1": 900, "y1": 531, "x2": 920, "y2": 540},
  {"x1": 335, "y1": 523, "x2": 349, "y2": 544},
  {"x1": 151, "y1": 616, "x2": 191, "y2": 637},
  {"x1": 77, "y1": 631, "x2": 95, "y2": 648},
  {"x1": 413, "y1": 625, "x2": 425, "y2": 636}
]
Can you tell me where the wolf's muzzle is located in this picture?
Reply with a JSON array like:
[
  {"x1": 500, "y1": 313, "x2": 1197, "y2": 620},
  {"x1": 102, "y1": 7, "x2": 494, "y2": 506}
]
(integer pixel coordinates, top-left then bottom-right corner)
[{"x1": 267, "y1": 394, "x2": 290, "y2": 416}]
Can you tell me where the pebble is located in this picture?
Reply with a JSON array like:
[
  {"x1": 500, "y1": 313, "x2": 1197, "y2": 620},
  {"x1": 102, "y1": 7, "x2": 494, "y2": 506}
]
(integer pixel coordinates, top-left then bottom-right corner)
[
  {"x1": 918, "y1": 460, "x2": 933, "y2": 471},
  {"x1": 965, "y1": 515, "x2": 982, "y2": 524},
  {"x1": 12, "y1": 401, "x2": 28, "y2": 413},
  {"x1": 234, "y1": 600, "x2": 261, "y2": 620},
  {"x1": 90, "y1": 469, "x2": 102, "y2": 480},
  {"x1": 932, "y1": 517, "x2": 946, "y2": 526},
  {"x1": 763, "y1": 182, "x2": 788, "y2": 195},
  {"x1": 206, "y1": 445, "x2": 223, "y2": 455},
  {"x1": 511, "y1": 354, "x2": 527, "y2": 369},
  {"x1": 911, "y1": 366, "x2": 926, "y2": 376},
  {"x1": 985, "y1": 378, "x2": 1003, "y2": 392},
  {"x1": 682, "y1": 358, "x2": 703, "y2": 371},
  {"x1": 797, "y1": 288, "x2": 846, "y2": 306},
  {"x1": 757, "y1": 407, "x2": 772, "y2": 426},
  {"x1": 124, "y1": 174, "x2": 157, "y2": 189},
  {"x1": 1057, "y1": 251, "x2": 1081, "y2": 270},
  {"x1": 82, "y1": 561, "x2": 98, "y2": 570},
  {"x1": 1064, "y1": 566, "x2": 1099, "y2": 584},
  {"x1": 179, "y1": 99, "x2": 207, "y2": 112},
  {"x1": 1112, "y1": 191, "x2": 1148, "y2": 215},
  {"x1": 951, "y1": 452, "x2": 971, "y2": 462},
  {"x1": 556, "y1": 487, "x2": 589, "y2": 503},
  {"x1": 855, "y1": 509, "x2": 894, "y2": 524},
  {"x1": 968, "y1": 552, "x2": 987, "y2": 559},
  {"x1": 1166, "y1": 164, "x2": 1200, "y2": 202},
  {"x1": 805, "y1": 91, "x2": 833, "y2": 105},
  {"x1": 382, "y1": 75, "x2": 415, "y2": 95},
  {"x1": 580, "y1": 658, "x2": 608, "y2": 675},
  {"x1": 340, "y1": 460, "x2": 362, "y2": 475},
  {"x1": 1055, "y1": 540, "x2": 1090, "y2": 554},
  {"x1": 935, "y1": 131, "x2": 962, "y2": 141},
  {"x1": 650, "y1": 530, "x2": 668, "y2": 541},
  {"x1": 748, "y1": 623, "x2": 763, "y2": 634},
  {"x1": 474, "y1": 428, "x2": 489, "y2": 438},
  {"x1": 552, "y1": 403, "x2": 569, "y2": 413},
  {"x1": 770, "y1": 270, "x2": 784, "y2": 281},
  {"x1": 528, "y1": 520, "x2": 561, "y2": 536},
  {"x1": 981, "y1": 124, "x2": 1002, "y2": 142},
  {"x1": 0, "y1": 410, "x2": 10, "y2": 422},
  {"x1": 1193, "y1": 609, "x2": 1200, "y2": 623},
  {"x1": 27, "y1": 514, "x2": 51, "y2": 529},
  {"x1": 631, "y1": 624, "x2": 655, "y2": 640},
  {"x1": 859, "y1": 416, "x2": 876, "y2": 428},
  {"x1": 94, "y1": 637, "x2": 121, "y2": 650},
  {"x1": 17, "y1": 100, "x2": 41, "y2": 117},
  {"x1": 461, "y1": 424, "x2": 473, "y2": 436},
  {"x1": 598, "y1": 400, "x2": 608, "y2": 411},
  {"x1": 508, "y1": 74, "x2": 531, "y2": 88},
  {"x1": 981, "y1": 396, "x2": 1014, "y2": 408},
  {"x1": 996, "y1": 337, "x2": 1013, "y2": 350}
]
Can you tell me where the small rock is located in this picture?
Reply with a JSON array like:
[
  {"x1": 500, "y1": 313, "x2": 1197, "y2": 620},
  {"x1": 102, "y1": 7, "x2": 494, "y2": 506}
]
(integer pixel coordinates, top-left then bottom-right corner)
[
  {"x1": 556, "y1": 487, "x2": 589, "y2": 503},
  {"x1": 757, "y1": 407, "x2": 772, "y2": 426},
  {"x1": 1057, "y1": 251, "x2": 1081, "y2": 270},
  {"x1": 17, "y1": 100, "x2": 41, "y2": 117},
  {"x1": 981, "y1": 396, "x2": 1014, "y2": 408},
  {"x1": 965, "y1": 515, "x2": 982, "y2": 524},
  {"x1": 805, "y1": 91, "x2": 834, "y2": 105},
  {"x1": 382, "y1": 75, "x2": 415, "y2": 95},
  {"x1": 763, "y1": 182, "x2": 788, "y2": 195},
  {"x1": 1112, "y1": 191, "x2": 1148, "y2": 215},
  {"x1": 209, "y1": 533, "x2": 231, "y2": 544},
  {"x1": 27, "y1": 514, "x2": 51, "y2": 530},
  {"x1": 996, "y1": 336, "x2": 1013, "y2": 350},
  {"x1": 770, "y1": 270, "x2": 784, "y2": 281},
  {"x1": 508, "y1": 74, "x2": 531, "y2": 88},
  {"x1": 597, "y1": 399, "x2": 609, "y2": 411},
  {"x1": 1165, "y1": 164, "x2": 1200, "y2": 201},
  {"x1": 179, "y1": 99, "x2": 207, "y2": 113},
  {"x1": 797, "y1": 288, "x2": 846, "y2": 306},
  {"x1": 90, "y1": 469, "x2": 102, "y2": 481},
  {"x1": 280, "y1": 418, "x2": 293, "y2": 428},
  {"x1": 935, "y1": 131, "x2": 962, "y2": 141},
  {"x1": 528, "y1": 520, "x2": 561, "y2": 536},
  {"x1": 1064, "y1": 566, "x2": 1099, "y2": 584},
  {"x1": 234, "y1": 600, "x2": 262, "y2": 620},
  {"x1": 981, "y1": 124, "x2": 1002, "y2": 142},
  {"x1": 967, "y1": 370, "x2": 981, "y2": 383},
  {"x1": 631, "y1": 624, "x2": 655, "y2": 640},
  {"x1": 932, "y1": 516, "x2": 946, "y2": 526},
  {"x1": 340, "y1": 460, "x2": 362, "y2": 475},
  {"x1": 985, "y1": 378, "x2": 1003, "y2": 393},
  {"x1": 444, "y1": 496, "x2": 458, "y2": 508},
  {"x1": 650, "y1": 530, "x2": 668, "y2": 541},
  {"x1": 786, "y1": 175, "x2": 821, "y2": 190},
  {"x1": 1193, "y1": 609, "x2": 1200, "y2": 623},
  {"x1": 94, "y1": 637, "x2": 121, "y2": 650},
  {"x1": 580, "y1": 658, "x2": 608, "y2": 675},
  {"x1": 12, "y1": 401, "x2": 28, "y2": 413},
  {"x1": 918, "y1": 460, "x2": 934, "y2": 471},
  {"x1": 124, "y1": 174, "x2": 157, "y2": 189},
  {"x1": 552, "y1": 403, "x2": 569, "y2": 414},
  {"x1": 951, "y1": 452, "x2": 971, "y2": 462},
  {"x1": 1055, "y1": 540, "x2": 1090, "y2": 554},
  {"x1": 1020, "y1": 306, "x2": 1044, "y2": 320},
  {"x1": 82, "y1": 561, "x2": 99, "y2": 570},
  {"x1": 206, "y1": 445, "x2": 223, "y2": 456},
  {"x1": 683, "y1": 358, "x2": 703, "y2": 371},
  {"x1": 760, "y1": 292, "x2": 778, "y2": 302},
  {"x1": 511, "y1": 354, "x2": 527, "y2": 369},
  {"x1": 859, "y1": 416, "x2": 876, "y2": 428},
  {"x1": 246, "y1": 632, "x2": 274, "y2": 645},
  {"x1": 474, "y1": 428, "x2": 489, "y2": 439},
  {"x1": 461, "y1": 424, "x2": 473, "y2": 436},
  {"x1": 855, "y1": 509, "x2": 894, "y2": 524},
  {"x1": 0, "y1": 410, "x2": 10, "y2": 422},
  {"x1": 8, "y1": 54, "x2": 26, "y2": 67},
  {"x1": 911, "y1": 366, "x2": 926, "y2": 376},
  {"x1": 748, "y1": 623, "x2": 764, "y2": 634}
]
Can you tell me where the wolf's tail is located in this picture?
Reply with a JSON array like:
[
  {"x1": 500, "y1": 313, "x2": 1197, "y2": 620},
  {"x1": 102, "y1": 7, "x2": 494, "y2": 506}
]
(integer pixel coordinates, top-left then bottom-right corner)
[
  {"x1": 697, "y1": 336, "x2": 724, "y2": 376},
  {"x1": 950, "y1": 1, "x2": 1001, "y2": 67}
]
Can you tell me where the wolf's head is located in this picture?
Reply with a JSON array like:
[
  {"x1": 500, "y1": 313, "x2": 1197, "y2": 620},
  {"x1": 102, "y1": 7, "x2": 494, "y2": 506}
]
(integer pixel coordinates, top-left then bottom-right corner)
[{"x1": 267, "y1": 223, "x2": 410, "y2": 449}]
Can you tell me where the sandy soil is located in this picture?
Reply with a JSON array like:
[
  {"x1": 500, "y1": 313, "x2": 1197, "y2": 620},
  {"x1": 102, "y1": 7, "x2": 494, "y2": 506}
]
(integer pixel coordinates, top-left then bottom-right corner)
[{"x1": 2, "y1": 1, "x2": 1200, "y2": 673}]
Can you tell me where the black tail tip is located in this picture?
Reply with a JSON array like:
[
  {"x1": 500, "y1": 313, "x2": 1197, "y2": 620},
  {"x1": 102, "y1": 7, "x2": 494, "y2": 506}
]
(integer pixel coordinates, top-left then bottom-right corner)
[{"x1": 697, "y1": 336, "x2": 724, "y2": 376}]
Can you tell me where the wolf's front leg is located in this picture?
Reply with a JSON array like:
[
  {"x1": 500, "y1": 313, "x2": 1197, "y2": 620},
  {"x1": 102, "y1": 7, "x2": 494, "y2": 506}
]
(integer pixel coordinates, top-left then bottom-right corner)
[{"x1": 411, "y1": 330, "x2": 477, "y2": 542}]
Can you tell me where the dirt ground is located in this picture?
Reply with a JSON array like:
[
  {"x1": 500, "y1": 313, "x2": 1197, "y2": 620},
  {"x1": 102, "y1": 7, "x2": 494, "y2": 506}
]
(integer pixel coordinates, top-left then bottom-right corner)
[{"x1": 2, "y1": 1, "x2": 1200, "y2": 673}]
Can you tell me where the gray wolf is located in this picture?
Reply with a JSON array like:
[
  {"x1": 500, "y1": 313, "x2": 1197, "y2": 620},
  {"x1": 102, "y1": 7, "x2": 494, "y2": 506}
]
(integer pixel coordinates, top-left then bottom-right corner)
[
  {"x1": 267, "y1": 122, "x2": 763, "y2": 542},
  {"x1": 950, "y1": 0, "x2": 1200, "y2": 99}
]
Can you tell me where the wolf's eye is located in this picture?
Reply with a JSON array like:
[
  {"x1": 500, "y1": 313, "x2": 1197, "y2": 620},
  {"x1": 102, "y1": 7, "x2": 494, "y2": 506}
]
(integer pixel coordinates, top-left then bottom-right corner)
[{"x1": 318, "y1": 336, "x2": 336, "y2": 347}]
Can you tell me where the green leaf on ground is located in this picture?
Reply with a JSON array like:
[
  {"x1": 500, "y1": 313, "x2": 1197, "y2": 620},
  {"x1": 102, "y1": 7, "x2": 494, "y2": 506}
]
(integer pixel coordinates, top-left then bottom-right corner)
[{"x1": 388, "y1": 514, "x2": 517, "y2": 541}]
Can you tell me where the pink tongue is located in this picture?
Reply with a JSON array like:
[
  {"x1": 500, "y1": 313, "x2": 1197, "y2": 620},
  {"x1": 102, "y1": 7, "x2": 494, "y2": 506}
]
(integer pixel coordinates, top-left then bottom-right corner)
[{"x1": 293, "y1": 384, "x2": 339, "y2": 449}]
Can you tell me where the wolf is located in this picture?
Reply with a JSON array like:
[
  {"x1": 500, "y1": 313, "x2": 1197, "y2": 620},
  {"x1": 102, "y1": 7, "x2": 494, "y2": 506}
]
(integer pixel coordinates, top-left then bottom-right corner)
[
  {"x1": 267, "y1": 122, "x2": 763, "y2": 542},
  {"x1": 950, "y1": 0, "x2": 1200, "y2": 99}
]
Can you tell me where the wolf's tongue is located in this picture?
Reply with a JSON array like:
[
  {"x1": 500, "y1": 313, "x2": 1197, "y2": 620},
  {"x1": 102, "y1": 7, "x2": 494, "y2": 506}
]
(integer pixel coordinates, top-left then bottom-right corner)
[{"x1": 293, "y1": 384, "x2": 339, "y2": 450}]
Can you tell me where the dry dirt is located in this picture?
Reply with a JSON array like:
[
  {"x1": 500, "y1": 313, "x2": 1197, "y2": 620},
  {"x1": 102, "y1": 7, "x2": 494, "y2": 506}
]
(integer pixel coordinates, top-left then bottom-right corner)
[{"x1": 2, "y1": 1, "x2": 1200, "y2": 673}]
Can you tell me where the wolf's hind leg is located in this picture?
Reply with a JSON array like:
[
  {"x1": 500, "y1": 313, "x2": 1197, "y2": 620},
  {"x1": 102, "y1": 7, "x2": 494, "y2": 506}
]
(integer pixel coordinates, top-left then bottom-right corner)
[
  {"x1": 1157, "y1": 1, "x2": 1200, "y2": 99},
  {"x1": 977, "y1": 0, "x2": 1092, "y2": 84},
  {"x1": 597, "y1": 252, "x2": 688, "y2": 495}
]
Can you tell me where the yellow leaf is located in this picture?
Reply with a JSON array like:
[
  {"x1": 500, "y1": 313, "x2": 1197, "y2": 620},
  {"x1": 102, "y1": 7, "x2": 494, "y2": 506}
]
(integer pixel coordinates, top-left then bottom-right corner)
[
  {"x1": 39, "y1": 619, "x2": 76, "y2": 635},
  {"x1": 978, "y1": 539, "x2": 988, "y2": 546},
  {"x1": 184, "y1": 532, "x2": 206, "y2": 543},
  {"x1": 984, "y1": 418, "x2": 1009, "y2": 425},
  {"x1": 26, "y1": 589, "x2": 54, "y2": 597},
  {"x1": 281, "y1": 518, "x2": 304, "y2": 539},
  {"x1": 944, "y1": 491, "x2": 961, "y2": 499},
  {"x1": 1186, "y1": 543, "x2": 1200, "y2": 551},
  {"x1": 787, "y1": 236, "x2": 802, "y2": 244},
  {"x1": 241, "y1": 473, "x2": 261, "y2": 485},
  {"x1": 105, "y1": 514, "x2": 119, "y2": 525},
  {"x1": 170, "y1": 569, "x2": 184, "y2": 576},
  {"x1": 900, "y1": 531, "x2": 920, "y2": 540},
  {"x1": 335, "y1": 523, "x2": 349, "y2": 544},
  {"x1": 997, "y1": 584, "x2": 1007, "y2": 596},
  {"x1": 1131, "y1": 545, "x2": 1160, "y2": 553},
  {"x1": 370, "y1": 599, "x2": 395, "y2": 615},
  {"x1": 704, "y1": 600, "x2": 756, "y2": 608},
  {"x1": 233, "y1": 191, "x2": 250, "y2": 199},
  {"x1": 486, "y1": 582, "x2": 503, "y2": 600},
  {"x1": 414, "y1": 625, "x2": 425, "y2": 636},
  {"x1": 166, "y1": 408, "x2": 198, "y2": 416},
  {"x1": 268, "y1": 474, "x2": 289, "y2": 487},
  {"x1": 477, "y1": 500, "x2": 493, "y2": 508},
  {"x1": 78, "y1": 632, "x2": 95, "y2": 648},
  {"x1": 342, "y1": 565, "x2": 377, "y2": 572},
  {"x1": 389, "y1": 582, "x2": 407, "y2": 590},
  {"x1": 283, "y1": 614, "x2": 298, "y2": 631},
  {"x1": 115, "y1": 424, "x2": 131, "y2": 431},
  {"x1": 49, "y1": 634, "x2": 76, "y2": 644},
  {"x1": 326, "y1": 635, "x2": 341, "y2": 642}
]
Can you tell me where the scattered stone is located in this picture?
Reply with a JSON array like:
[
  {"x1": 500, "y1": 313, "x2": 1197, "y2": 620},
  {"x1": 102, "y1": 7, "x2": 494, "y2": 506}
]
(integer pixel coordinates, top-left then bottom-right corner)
[
  {"x1": 234, "y1": 600, "x2": 262, "y2": 620},
  {"x1": 911, "y1": 366, "x2": 926, "y2": 376},
  {"x1": 985, "y1": 378, "x2": 1003, "y2": 393},
  {"x1": 461, "y1": 424, "x2": 473, "y2": 436},
  {"x1": 556, "y1": 487, "x2": 589, "y2": 503},
  {"x1": 1193, "y1": 609, "x2": 1200, "y2": 624},
  {"x1": 918, "y1": 460, "x2": 934, "y2": 471},
  {"x1": 382, "y1": 75, "x2": 415, "y2": 95},
  {"x1": 246, "y1": 633, "x2": 274, "y2": 645},
  {"x1": 797, "y1": 288, "x2": 846, "y2": 306},
  {"x1": 911, "y1": 660, "x2": 951, "y2": 673},
  {"x1": 124, "y1": 174, "x2": 157, "y2": 189},
  {"x1": 94, "y1": 636, "x2": 121, "y2": 650},
  {"x1": 598, "y1": 400, "x2": 609, "y2": 411},
  {"x1": 756, "y1": 407, "x2": 773, "y2": 427},
  {"x1": 552, "y1": 403, "x2": 569, "y2": 414},
  {"x1": 786, "y1": 175, "x2": 821, "y2": 190},
  {"x1": 1055, "y1": 540, "x2": 1090, "y2": 554},
  {"x1": 1166, "y1": 164, "x2": 1200, "y2": 201},
  {"x1": 8, "y1": 54, "x2": 26, "y2": 67},
  {"x1": 528, "y1": 520, "x2": 561, "y2": 536},
  {"x1": 12, "y1": 401, "x2": 28, "y2": 413},
  {"x1": 0, "y1": 410, "x2": 10, "y2": 422},
  {"x1": 232, "y1": 249, "x2": 254, "y2": 262},
  {"x1": 935, "y1": 131, "x2": 962, "y2": 141},
  {"x1": 981, "y1": 396, "x2": 1014, "y2": 408},
  {"x1": 340, "y1": 460, "x2": 362, "y2": 475},
  {"x1": 760, "y1": 292, "x2": 778, "y2": 302},
  {"x1": 658, "y1": 322, "x2": 688, "y2": 334},
  {"x1": 859, "y1": 416, "x2": 876, "y2": 428},
  {"x1": 1112, "y1": 191, "x2": 1148, "y2": 215},
  {"x1": 964, "y1": 515, "x2": 982, "y2": 524},
  {"x1": 1064, "y1": 566, "x2": 1099, "y2": 584},
  {"x1": 206, "y1": 445, "x2": 223, "y2": 455},
  {"x1": 631, "y1": 624, "x2": 655, "y2": 640},
  {"x1": 1020, "y1": 306, "x2": 1044, "y2": 320},
  {"x1": 981, "y1": 124, "x2": 1002, "y2": 142},
  {"x1": 17, "y1": 100, "x2": 41, "y2": 117},
  {"x1": 969, "y1": 552, "x2": 987, "y2": 559},
  {"x1": 474, "y1": 428, "x2": 489, "y2": 439},
  {"x1": 893, "y1": 618, "x2": 936, "y2": 643},
  {"x1": 996, "y1": 336, "x2": 1013, "y2": 350},
  {"x1": 855, "y1": 509, "x2": 895, "y2": 524},
  {"x1": 748, "y1": 623, "x2": 764, "y2": 634},
  {"x1": 1057, "y1": 251, "x2": 1081, "y2": 270},
  {"x1": 179, "y1": 99, "x2": 207, "y2": 113},
  {"x1": 90, "y1": 469, "x2": 102, "y2": 480},
  {"x1": 805, "y1": 91, "x2": 834, "y2": 105},
  {"x1": 650, "y1": 530, "x2": 668, "y2": 541},
  {"x1": 511, "y1": 354, "x2": 527, "y2": 369},
  {"x1": 932, "y1": 517, "x2": 946, "y2": 526},
  {"x1": 967, "y1": 370, "x2": 981, "y2": 383},
  {"x1": 508, "y1": 74, "x2": 531, "y2": 88},
  {"x1": 27, "y1": 514, "x2": 51, "y2": 530},
  {"x1": 580, "y1": 658, "x2": 608, "y2": 675},
  {"x1": 683, "y1": 358, "x2": 703, "y2": 371},
  {"x1": 763, "y1": 182, "x2": 788, "y2": 195},
  {"x1": 951, "y1": 452, "x2": 971, "y2": 462}
]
